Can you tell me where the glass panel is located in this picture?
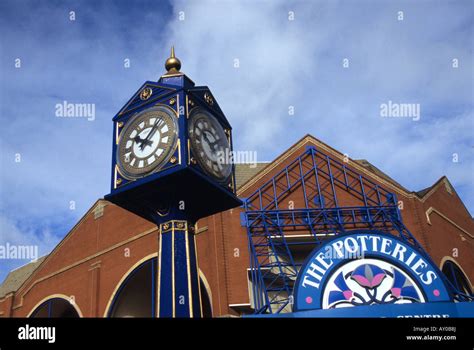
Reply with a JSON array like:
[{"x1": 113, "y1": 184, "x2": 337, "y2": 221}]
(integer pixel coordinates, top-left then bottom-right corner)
[
  {"x1": 30, "y1": 302, "x2": 49, "y2": 318},
  {"x1": 109, "y1": 261, "x2": 153, "y2": 317},
  {"x1": 50, "y1": 299, "x2": 79, "y2": 317},
  {"x1": 30, "y1": 298, "x2": 79, "y2": 318},
  {"x1": 442, "y1": 261, "x2": 473, "y2": 295}
]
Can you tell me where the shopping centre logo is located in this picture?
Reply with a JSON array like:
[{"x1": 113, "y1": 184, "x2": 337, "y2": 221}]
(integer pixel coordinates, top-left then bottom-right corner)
[
  {"x1": 293, "y1": 231, "x2": 451, "y2": 311},
  {"x1": 55, "y1": 100, "x2": 95, "y2": 121},
  {"x1": 380, "y1": 100, "x2": 420, "y2": 121},
  {"x1": 0, "y1": 242, "x2": 38, "y2": 261}
]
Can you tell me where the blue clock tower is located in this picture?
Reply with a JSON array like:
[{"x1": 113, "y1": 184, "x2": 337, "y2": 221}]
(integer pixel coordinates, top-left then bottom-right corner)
[{"x1": 105, "y1": 48, "x2": 241, "y2": 317}]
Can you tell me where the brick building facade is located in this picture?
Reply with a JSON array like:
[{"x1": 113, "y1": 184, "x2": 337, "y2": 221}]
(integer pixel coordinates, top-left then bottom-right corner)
[{"x1": 0, "y1": 135, "x2": 472, "y2": 317}]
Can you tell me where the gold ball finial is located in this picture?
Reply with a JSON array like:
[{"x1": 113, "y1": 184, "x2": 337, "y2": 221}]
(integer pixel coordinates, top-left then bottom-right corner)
[{"x1": 165, "y1": 46, "x2": 181, "y2": 74}]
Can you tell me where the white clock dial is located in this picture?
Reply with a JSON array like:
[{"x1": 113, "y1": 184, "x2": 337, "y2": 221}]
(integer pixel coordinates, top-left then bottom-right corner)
[
  {"x1": 188, "y1": 108, "x2": 232, "y2": 181},
  {"x1": 117, "y1": 106, "x2": 178, "y2": 179}
]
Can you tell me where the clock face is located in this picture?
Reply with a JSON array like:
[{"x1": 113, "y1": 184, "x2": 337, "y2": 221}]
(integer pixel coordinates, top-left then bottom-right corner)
[
  {"x1": 117, "y1": 106, "x2": 178, "y2": 179},
  {"x1": 188, "y1": 109, "x2": 232, "y2": 182}
]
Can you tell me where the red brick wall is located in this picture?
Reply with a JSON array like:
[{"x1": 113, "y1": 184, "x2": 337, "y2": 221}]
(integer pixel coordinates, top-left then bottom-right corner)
[{"x1": 1, "y1": 136, "x2": 472, "y2": 317}]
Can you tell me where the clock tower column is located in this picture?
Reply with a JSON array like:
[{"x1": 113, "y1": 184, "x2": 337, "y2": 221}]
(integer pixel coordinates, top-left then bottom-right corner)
[
  {"x1": 105, "y1": 47, "x2": 241, "y2": 318},
  {"x1": 155, "y1": 50, "x2": 202, "y2": 318},
  {"x1": 156, "y1": 213, "x2": 202, "y2": 318}
]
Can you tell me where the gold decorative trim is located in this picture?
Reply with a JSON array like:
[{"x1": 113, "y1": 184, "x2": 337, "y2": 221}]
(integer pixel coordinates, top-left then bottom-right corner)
[
  {"x1": 115, "y1": 123, "x2": 120, "y2": 145},
  {"x1": 157, "y1": 232, "x2": 162, "y2": 317},
  {"x1": 172, "y1": 229, "x2": 175, "y2": 317},
  {"x1": 158, "y1": 219, "x2": 196, "y2": 317},
  {"x1": 226, "y1": 129, "x2": 235, "y2": 192},
  {"x1": 113, "y1": 165, "x2": 118, "y2": 189},
  {"x1": 172, "y1": 94, "x2": 179, "y2": 117},
  {"x1": 140, "y1": 87, "x2": 153, "y2": 101},
  {"x1": 187, "y1": 139, "x2": 191, "y2": 165},
  {"x1": 186, "y1": 95, "x2": 195, "y2": 118},
  {"x1": 177, "y1": 137, "x2": 182, "y2": 165},
  {"x1": 185, "y1": 94, "x2": 189, "y2": 119},
  {"x1": 204, "y1": 92, "x2": 214, "y2": 106},
  {"x1": 160, "y1": 220, "x2": 188, "y2": 234},
  {"x1": 118, "y1": 83, "x2": 176, "y2": 116},
  {"x1": 161, "y1": 72, "x2": 184, "y2": 78},
  {"x1": 185, "y1": 231, "x2": 193, "y2": 317},
  {"x1": 425, "y1": 207, "x2": 473, "y2": 238}
]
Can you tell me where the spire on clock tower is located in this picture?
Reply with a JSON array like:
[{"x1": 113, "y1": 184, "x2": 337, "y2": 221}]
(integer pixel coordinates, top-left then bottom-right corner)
[
  {"x1": 164, "y1": 46, "x2": 182, "y2": 75},
  {"x1": 159, "y1": 46, "x2": 194, "y2": 87}
]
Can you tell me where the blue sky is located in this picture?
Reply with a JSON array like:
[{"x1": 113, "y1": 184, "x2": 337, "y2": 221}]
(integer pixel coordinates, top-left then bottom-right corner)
[{"x1": 0, "y1": 0, "x2": 472, "y2": 282}]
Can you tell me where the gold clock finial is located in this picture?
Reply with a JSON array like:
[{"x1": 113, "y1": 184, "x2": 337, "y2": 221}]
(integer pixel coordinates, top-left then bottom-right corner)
[{"x1": 165, "y1": 46, "x2": 181, "y2": 74}]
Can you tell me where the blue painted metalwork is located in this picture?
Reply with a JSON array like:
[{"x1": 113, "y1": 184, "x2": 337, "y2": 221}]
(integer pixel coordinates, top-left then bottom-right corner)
[
  {"x1": 105, "y1": 54, "x2": 241, "y2": 318},
  {"x1": 157, "y1": 220, "x2": 202, "y2": 318},
  {"x1": 105, "y1": 76, "x2": 241, "y2": 224},
  {"x1": 243, "y1": 146, "x2": 473, "y2": 314}
]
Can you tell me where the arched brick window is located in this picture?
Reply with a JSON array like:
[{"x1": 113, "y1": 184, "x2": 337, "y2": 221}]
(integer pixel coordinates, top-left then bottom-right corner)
[
  {"x1": 30, "y1": 298, "x2": 80, "y2": 318},
  {"x1": 108, "y1": 258, "x2": 212, "y2": 317},
  {"x1": 442, "y1": 260, "x2": 473, "y2": 296}
]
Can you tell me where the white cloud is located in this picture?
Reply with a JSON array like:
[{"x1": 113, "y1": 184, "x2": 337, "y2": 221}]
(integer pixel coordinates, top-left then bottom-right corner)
[
  {"x1": 163, "y1": 0, "x2": 473, "y2": 211},
  {"x1": 0, "y1": 0, "x2": 472, "y2": 280},
  {"x1": 0, "y1": 214, "x2": 61, "y2": 282}
]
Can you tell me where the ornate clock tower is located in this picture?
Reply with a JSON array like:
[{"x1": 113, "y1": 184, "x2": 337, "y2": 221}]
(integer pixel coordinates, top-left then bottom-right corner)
[{"x1": 105, "y1": 47, "x2": 241, "y2": 317}]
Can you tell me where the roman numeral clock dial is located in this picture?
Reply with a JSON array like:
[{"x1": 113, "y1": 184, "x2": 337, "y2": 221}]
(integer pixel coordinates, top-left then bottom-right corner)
[
  {"x1": 188, "y1": 108, "x2": 232, "y2": 182},
  {"x1": 117, "y1": 106, "x2": 178, "y2": 179}
]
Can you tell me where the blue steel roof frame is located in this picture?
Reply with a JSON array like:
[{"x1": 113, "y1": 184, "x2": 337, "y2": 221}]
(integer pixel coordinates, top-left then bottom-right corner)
[{"x1": 243, "y1": 146, "x2": 472, "y2": 314}]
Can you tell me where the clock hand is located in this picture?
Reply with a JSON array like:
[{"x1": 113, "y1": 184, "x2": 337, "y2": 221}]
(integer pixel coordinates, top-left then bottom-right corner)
[
  {"x1": 133, "y1": 135, "x2": 143, "y2": 143},
  {"x1": 142, "y1": 139, "x2": 153, "y2": 146},
  {"x1": 133, "y1": 135, "x2": 153, "y2": 149},
  {"x1": 203, "y1": 131, "x2": 217, "y2": 148},
  {"x1": 140, "y1": 118, "x2": 162, "y2": 150}
]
